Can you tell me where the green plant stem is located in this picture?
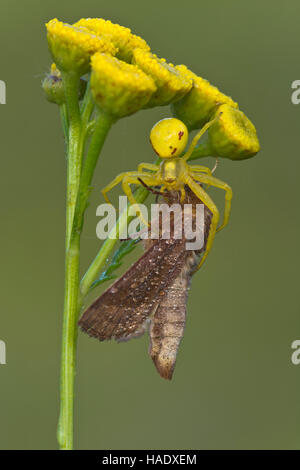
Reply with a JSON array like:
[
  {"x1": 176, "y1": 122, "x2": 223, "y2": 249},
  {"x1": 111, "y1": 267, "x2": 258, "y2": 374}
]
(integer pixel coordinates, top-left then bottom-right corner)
[
  {"x1": 73, "y1": 109, "x2": 115, "y2": 236},
  {"x1": 57, "y1": 232, "x2": 80, "y2": 450},
  {"x1": 57, "y1": 71, "x2": 82, "y2": 450},
  {"x1": 57, "y1": 96, "x2": 113, "y2": 449},
  {"x1": 60, "y1": 103, "x2": 69, "y2": 144},
  {"x1": 80, "y1": 80, "x2": 94, "y2": 126},
  {"x1": 80, "y1": 81, "x2": 95, "y2": 152},
  {"x1": 62, "y1": 71, "x2": 82, "y2": 248},
  {"x1": 57, "y1": 71, "x2": 83, "y2": 450}
]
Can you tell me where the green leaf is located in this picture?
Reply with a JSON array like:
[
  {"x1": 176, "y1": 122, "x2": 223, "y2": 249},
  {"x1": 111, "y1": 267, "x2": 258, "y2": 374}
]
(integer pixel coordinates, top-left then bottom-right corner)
[{"x1": 89, "y1": 238, "x2": 140, "y2": 292}]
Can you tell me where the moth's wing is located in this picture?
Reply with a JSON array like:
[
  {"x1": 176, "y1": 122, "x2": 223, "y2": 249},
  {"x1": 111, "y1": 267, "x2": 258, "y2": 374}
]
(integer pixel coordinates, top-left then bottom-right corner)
[
  {"x1": 78, "y1": 238, "x2": 186, "y2": 342},
  {"x1": 149, "y1": 250, "x2": 199, "y2": 380}
]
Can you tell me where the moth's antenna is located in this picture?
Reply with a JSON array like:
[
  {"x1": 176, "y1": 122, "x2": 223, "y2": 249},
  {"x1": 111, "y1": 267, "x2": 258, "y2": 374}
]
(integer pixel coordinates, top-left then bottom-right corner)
[
  {"x1": 211, "y1": 158, "x2": 219, "y2": 174},
  {"x1": 138, "y1": 178, "x2": 163, "y2": 196}
]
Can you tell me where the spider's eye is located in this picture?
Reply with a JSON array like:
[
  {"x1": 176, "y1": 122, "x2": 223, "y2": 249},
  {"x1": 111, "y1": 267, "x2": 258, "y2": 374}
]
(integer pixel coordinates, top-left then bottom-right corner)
[{"x1": 150, "y1": 118, "x2": 188, "y2": 158}]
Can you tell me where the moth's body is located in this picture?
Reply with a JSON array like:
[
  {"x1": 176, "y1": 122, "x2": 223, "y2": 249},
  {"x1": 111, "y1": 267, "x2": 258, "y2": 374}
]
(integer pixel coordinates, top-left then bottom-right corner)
[
  {"x1": 79, "y1": 187, "x2": 212, "y2": 379},
  {"x1": 149, "y1": 247, "x2": 200, "y2": 379}
]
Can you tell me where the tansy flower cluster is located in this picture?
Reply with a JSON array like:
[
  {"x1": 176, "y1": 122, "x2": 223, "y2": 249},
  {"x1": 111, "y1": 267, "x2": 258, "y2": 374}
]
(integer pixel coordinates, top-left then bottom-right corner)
[{"x1": 44, "y1": 16, "x2": 260, "y2": 158}]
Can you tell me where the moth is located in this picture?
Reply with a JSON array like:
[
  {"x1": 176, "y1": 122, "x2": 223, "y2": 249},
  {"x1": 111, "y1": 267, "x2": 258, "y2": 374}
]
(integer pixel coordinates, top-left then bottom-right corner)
[{"x1": 78, "y1": 186, "x2": 212, "y2": 380}]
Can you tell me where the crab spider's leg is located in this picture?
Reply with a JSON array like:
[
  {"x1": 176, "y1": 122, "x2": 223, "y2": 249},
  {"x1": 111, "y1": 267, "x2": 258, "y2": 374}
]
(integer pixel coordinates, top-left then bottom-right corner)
[
  {"x1": 101, "y1": 172, "x2": 129, "y2": 205},
  {"x1": 190, "y1": 173, "x2": 232, "y2": 232},
  {"x1": 184, "y1": 175, "x2": 219, "y2": 270},
  {"x1": 101, "y1": 171, "x2": 154, "y2": 206},
  {"x1": 183, "y1": 116, "x2": 219, "y2": 161},
  {"x1": 188, "y1": 165, "x2": 212, "y2": 175},
  {"x1": 180, "y1": 185, "x2": 186, "y2": 203},
  {"x1": 122, "y1": 173, "x2": 162, "y2": 227},
  {"x1": 137, "y1": 162, "x2": 160, "y2": 173}
]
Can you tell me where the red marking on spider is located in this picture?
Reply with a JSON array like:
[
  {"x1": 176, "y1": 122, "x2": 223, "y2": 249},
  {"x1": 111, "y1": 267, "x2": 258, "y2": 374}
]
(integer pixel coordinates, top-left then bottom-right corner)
[
  {"x1": 178, "y1": 131, "x2": 184, "y2": 140},
  {"x1": 171, "y1": 147, "x2": 177, "y2": 155}
]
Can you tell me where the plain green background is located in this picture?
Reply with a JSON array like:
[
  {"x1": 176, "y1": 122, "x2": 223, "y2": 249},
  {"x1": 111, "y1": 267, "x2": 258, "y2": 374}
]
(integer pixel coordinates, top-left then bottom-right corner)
[{"x1": 0, "y1": 0, "x2": 299, "y2": 450}]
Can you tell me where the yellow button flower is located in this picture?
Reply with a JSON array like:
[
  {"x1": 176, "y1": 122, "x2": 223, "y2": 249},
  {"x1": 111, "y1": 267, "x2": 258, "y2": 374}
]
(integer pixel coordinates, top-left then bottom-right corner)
[
  {"x1": 172, "y1": 65, "x2": 238, "y2": 130},
  {"x1": 74, "y1": 18, "x2": 150, "y2": 63},
  {"x1": 207, "y1": 104, "x2": 260, "y2": 160},
  {"x1": 46, "y1": 18, "x2": 117, "y2": 75},
  {"x1": 132, "y1": 50, "x2": 193, "y2": 108},
  {"x1": 91, "y1": 53, "x2": 157, "y2": 118}
]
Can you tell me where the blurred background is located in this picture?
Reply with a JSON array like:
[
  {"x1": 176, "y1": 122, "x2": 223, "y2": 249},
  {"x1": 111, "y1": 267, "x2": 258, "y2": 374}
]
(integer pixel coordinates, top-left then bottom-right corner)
[{"x1": 0, "y1": 0, "x2": 300, "y2": 450}]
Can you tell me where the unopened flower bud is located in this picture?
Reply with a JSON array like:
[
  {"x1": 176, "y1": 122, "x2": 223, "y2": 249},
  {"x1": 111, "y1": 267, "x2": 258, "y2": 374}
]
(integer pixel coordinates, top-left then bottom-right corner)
[
  {"x1": 42, "y1": 63, "x2": 65, "y2": 105},
  {"x1": 42, "y1": 64, "x2": 88, "y2": 104}
]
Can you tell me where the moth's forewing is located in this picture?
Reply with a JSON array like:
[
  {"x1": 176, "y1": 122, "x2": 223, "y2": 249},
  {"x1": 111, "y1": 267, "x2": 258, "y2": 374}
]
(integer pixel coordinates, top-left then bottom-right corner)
[{"x1": 78, "y1": 237, "x2": 187, "y2": 341}]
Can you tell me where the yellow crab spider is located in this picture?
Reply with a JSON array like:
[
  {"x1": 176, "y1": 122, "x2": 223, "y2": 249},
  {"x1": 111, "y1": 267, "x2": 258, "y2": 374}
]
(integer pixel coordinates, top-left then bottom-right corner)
[{"x1": 101, "y1": 117, "x2": 232, "y2": 269}]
